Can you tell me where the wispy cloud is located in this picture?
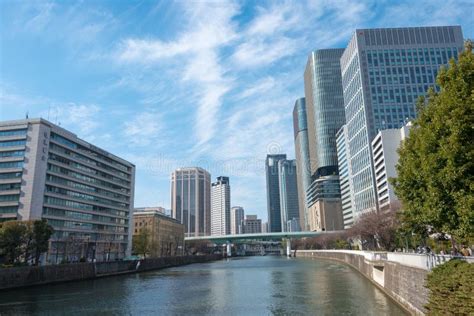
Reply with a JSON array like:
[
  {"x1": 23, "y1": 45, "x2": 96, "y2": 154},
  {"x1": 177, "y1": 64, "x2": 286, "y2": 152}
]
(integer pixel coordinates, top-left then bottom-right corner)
[{"x1": 123, "y1": 111, "x2": 163, "y2": 146}]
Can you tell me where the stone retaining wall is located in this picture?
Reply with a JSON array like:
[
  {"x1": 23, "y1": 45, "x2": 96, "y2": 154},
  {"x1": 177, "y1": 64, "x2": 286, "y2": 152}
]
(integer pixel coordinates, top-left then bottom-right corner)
[
  {"x1": 0, "y1": 255, "x2": 221, "y2": 290},
  {"x1": 297, "y1": 250, "x2": 427, "y2": 315}
]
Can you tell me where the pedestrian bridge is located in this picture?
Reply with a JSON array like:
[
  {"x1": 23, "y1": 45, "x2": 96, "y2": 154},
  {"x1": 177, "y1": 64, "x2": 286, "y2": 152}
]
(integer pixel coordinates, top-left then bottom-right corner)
[{"x1": 185, "y1": 231, "x2": 343, "y2": 244}]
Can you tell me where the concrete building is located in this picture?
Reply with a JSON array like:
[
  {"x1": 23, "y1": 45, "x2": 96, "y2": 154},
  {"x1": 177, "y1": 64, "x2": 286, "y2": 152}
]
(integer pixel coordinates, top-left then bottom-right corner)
[
  {"x1": 170, "y1": 167, "x2": 211, "y2": 237},
  {"x1": 278, "y1": 159, "x2": 299, "y2": 232},
  {"x1": 133, "y1": 209, "x2": 184, "y2": 257},
  {"x1": 210, "y1": 176, "x2": 231, "y2": 236},
  {"x1": 0, "y1": 118, "x2": 135, "y2": 263},
  {"x1": 243, "y1": 215, "x2": 262, "y2": 234},
  {"x1": 134, "y1": 206, "x2": 166, "y2": 215},
  {"x1": 292, "y1": 98, "x2": 311, "y2": 231},
  {"x1": 287, "y1": 218, "x2": 300, "y2": 232},
  {"x1": 230, "y1": 206, "x2": 244, "y2": 235},
  {"x1": 261, "y1": 221, "x2": 268, "y2": 233},
  {"x1": 340, "y1": 26, "x2": 464, "y2": 219},
  {"x1": 306, "y1": 175, "x2": 343, "y2": 231},
  {"x1": 265, "y1": 154, "x2": 286, "y2": 232},
  {"x1": 372, "y1": 122, "x2": 412, "y2": 212},
  {"x1": 336, "y1": 125, "x2": 355, "y2": 228}
]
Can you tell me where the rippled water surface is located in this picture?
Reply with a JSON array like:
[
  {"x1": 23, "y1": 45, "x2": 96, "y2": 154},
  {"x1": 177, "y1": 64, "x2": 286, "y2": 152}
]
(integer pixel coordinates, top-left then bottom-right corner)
[{"x1": 0, "y1": 256, "x2": 407, "y2": 315}]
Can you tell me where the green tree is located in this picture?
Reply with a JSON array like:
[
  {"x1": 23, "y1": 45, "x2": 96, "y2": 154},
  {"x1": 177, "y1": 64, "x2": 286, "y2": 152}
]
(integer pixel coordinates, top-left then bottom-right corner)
[
  {"x1": 132, "y1": 228, "x2": 151, "y2": 258},
  {"x1": 32, "y1": 219, "x2": 54, "y2": 265},
  {"x1": 425, "y1": 259, "x2": 474, "y2": 315},
  {"x1": 393, "y1": 41, "x2": 474, "y2": 241},
  {"x1": 0, "y1": 221, "x2": 29, "y2": 264}
]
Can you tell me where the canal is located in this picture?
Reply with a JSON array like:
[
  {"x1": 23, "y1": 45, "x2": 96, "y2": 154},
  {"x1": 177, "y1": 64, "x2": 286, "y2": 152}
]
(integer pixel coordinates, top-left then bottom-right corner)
[{"x1": 0, "y1": 256, "x2": 407, "y2": 315}]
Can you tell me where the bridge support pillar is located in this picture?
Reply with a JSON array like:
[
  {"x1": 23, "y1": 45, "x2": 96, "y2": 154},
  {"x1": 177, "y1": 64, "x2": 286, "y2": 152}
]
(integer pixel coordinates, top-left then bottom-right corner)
[
  {"x1": 226, "y1": 242, "x2": 232, "y2": 257},
  {"x1": 286, "y1": 239, "x2": 291, "y2": 257}
]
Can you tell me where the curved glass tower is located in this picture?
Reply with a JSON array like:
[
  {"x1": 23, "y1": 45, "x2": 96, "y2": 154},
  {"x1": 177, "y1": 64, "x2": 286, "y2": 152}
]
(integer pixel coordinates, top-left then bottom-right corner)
[{"x1": 293, "y1": 98, "x2": 311, "y2": 230}]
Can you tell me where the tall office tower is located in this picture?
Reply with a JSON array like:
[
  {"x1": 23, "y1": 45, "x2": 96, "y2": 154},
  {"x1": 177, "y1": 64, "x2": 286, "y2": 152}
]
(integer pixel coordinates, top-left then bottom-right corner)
[
  {"x1": 292, "y1": 98, "x2": 311, "y2": 231},
  {"x1": 304, "y1": 48, "x2": 346, "y2": 178},
  {"x1": 230, "y1": 206, "x2": 244, "y2": 235},
  {"x1": 304, "y1": 48, "x2": 346, "y2": 231},
  {"x1": 372, "y1": 122, "x2": 412, "y2": 212},
  {"x1": 243, "y1": 215, "x2": 262, "y2": 234},
  {"x1": 210, "y1": 176, "x2": 231, "y2": 236},
  {"x1": 265, "y1": 154, "x2": 286, "y2": 232},
  {"x1": 336, "y1": 125, "x2": 355, "y2": 228},
  {"x1": 0, "y1": 118, "x2": 135, "y2": 263},
  {"x1": 171, "y1": 167, "x2": 211, "y2": 237},
  {"x1": 340, "y1": 26, "x2": 464, "y2": 217},
  {"x1": 278, "y1": 159, "x2": 300, "y2": 232}
]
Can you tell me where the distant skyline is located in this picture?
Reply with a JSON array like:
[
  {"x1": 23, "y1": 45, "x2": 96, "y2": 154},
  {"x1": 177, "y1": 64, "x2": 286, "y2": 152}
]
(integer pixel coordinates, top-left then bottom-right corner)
[{"x1": 1, "y1": 0, "x2": 473, "y2": 221}]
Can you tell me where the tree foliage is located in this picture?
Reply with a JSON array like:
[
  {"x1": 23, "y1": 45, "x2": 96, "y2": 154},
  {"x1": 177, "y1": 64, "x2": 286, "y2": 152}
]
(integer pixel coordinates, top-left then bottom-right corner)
[
  {"x1": 132, "y1": 228, "x2": 151, "y2": 258},
  {"x1": 349, "y1": 210, "x2": 399, "y2": 251},
  {"x1": 425, "y1": 259, "x2": 474, "y2": 315},
  {"x1": 0, "y1": 220, "x2": 54, "y2": 265},
  {"x1": 393, "y1": 42, "x2": 474, "y2": 241}
]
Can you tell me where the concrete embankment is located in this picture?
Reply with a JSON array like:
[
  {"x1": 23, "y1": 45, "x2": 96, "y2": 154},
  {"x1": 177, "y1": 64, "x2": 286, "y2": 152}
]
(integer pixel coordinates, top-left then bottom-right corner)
[
  {"x1": 0, "y1": 254, "x2": 222, "y2": 290},
  {"x1": 296, "y1": 250, "x2": 428, "y2": 315}
]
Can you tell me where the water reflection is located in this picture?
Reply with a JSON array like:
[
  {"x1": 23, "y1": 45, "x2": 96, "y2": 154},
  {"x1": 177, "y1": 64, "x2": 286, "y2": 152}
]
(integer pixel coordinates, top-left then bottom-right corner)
[{"x1": 0, "y1": 256, "x2": 407, "y2": 315}]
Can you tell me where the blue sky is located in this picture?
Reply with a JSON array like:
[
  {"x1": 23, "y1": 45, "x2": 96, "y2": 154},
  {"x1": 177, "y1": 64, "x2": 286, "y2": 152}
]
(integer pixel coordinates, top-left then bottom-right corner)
[{"x1": 1, "y1": 0, "x2": 473, "y2": 221}]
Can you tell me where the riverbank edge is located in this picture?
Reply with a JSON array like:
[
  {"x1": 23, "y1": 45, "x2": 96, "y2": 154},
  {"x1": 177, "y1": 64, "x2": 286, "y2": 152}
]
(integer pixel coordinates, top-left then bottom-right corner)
[
  {"x1": 0, "y1": 254, "x2": 222, "y2": 291},
  {"x1": 296, "y1": 250, "x2": 426, "y2": 316}
]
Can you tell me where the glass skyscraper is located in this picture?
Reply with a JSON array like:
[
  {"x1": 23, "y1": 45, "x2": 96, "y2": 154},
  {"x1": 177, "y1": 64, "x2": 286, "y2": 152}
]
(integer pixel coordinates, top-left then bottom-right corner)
[
  {"x1": 265, "y1": 154, "x2": 286, "y2": 232},
  {"x1": 171, "y1": 167, "x2": 211, "y2": 237},
  {"x1": 278, "y1": 159, "x2": 300, "y2": 232},
  {"x1": 340, "y1": 26, "x2": 464, "y2": 216},
  {"x1": 304, "y1": 48, "x2": 346, "y2": 178},
  {"x1": 292, "y1": 98, "x2": 311, "y2": 231}
]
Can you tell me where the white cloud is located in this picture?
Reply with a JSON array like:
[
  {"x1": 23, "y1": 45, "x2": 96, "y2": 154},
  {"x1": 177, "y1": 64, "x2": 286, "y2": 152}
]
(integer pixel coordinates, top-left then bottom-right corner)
[
  {"x1": 238, "y1": 77, "x2": 276, "y2": 99},
  {"x1": 52, "y1": 103, "x2": 101, "y2": 136},
  {"x1": 117, "y1": 1, "x2": 239, "y2": 148},
  {"x1": 123, "y1": 111, "x2": 163, "y2": 146}
]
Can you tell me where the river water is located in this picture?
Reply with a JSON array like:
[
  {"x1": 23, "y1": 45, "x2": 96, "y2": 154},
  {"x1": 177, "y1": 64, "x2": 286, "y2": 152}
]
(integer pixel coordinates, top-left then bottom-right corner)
[{"x1": 0, "y1": 256, "x2": 407, "y2": 315}]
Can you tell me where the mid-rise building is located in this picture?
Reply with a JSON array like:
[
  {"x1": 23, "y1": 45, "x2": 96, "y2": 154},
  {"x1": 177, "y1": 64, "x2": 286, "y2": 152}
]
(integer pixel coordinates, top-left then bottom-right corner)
[
  {"x1": 133, "y1": 209, "x2": 184, "y2": 257},
  {"x1": 170, "y1": 167, "x2": 211, "y2": 237},
  {"x1": 243, "y1": 215, "x2": 262, "y2": 234},
  {"x1": 134, "y1": 206, "x2": 166, "y2": 215},
  {"x1": 336, "y1": 125, "x2": 355, "y2": 228},
  {"x1": 261, "y1": 221, "x2": 268, "y2": 233},
  {"x1": 210, "y1": 176, "x2": 231, "y2": 236},
  {"x1": 306, "y1": 175, "x2": 343, "y2": 231},
  {"x1": 292, "y1": 98, "x2": 311, "y2": 231},
  {"x1": 372, "y1": 122, "x2": 412, "y2": 212},
  {"x1": 340, "y1": 26, "x2": 464, "y2": 218},
  {"x1": 278, "y1": 159, "x2": 299, "y2": 232},
  {"x1": 0, "y1": 118, "x2": 135, "y2": 263},
  {"x1": 265, "y1": 154, "x2": 286, "y2": 232},
  {"x1": 230, "y1": 206, "x2": 244, "y2": 235}
]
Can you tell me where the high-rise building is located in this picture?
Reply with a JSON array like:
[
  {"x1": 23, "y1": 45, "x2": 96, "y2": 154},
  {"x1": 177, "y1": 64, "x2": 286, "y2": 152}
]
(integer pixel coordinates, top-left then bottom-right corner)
[
  {"x1": 278, "y1": 159, "x2": 300, "y2": 232},
  {"x1": 0, "y1": 118, "x2": 135, "y2": 263},
  {"x1": 170, "y1": 167, "x2": 211, "y2": 237},
  {"x1": 303, "y1": 48, "x2": 346, "y2": 232},
  {"x1": 210, "y1": 176, "x2": 231, "y2": 236},
  {"x1": 372, "y1": 122, "x2": 412, "y2": 212},
  {"x1": 243, "y1": 215, "x2": 262, "y2": 234},
  {"x1": 133, "y1": 209, "x2": 184, "y2": 257},
  {"x1": 292, "y1": 98, "x2": 311, "y2": 231},
  {"x1": 304, "y1": 48, "x2": 346, "y2": 178},
  {"x1": 134, "y1": 206, "x2": 166, "y2": 215},
  {"x1": 265, "y1": 154, "x2": 286, "y2": 232},
  {"x1": 336, "y1": 125, "x2": 355, "y2": 228},
  {"x1": 230, "y1": 206, "x2": 244, "y2": 235},
  {"x1": 340, "y1": 26, "x2": 464, "y2": 218}
]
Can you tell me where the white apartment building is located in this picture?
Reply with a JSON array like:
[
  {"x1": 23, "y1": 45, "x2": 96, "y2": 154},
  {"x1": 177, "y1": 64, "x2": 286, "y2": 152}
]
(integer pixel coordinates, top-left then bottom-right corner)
[
  {"x1": 210, "y1": 176, "x2": 230, "y2": 236},
  {"x1": 230, "y1": 206, "x2": 244, "y2": 235}
]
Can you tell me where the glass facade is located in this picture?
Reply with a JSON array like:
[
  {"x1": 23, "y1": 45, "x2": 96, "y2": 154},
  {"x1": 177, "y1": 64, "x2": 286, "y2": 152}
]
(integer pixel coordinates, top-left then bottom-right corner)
[
  {"x1": 340, "y1": 26, "x2": 464, "y2": 217},
  {"x1": 336, "y1": 125, "x2": 354, "y2": 228},
  {"x1": 265, "y1": 154, "x2": 286, "y2": 232},
  {"x1": 293, "y1": 98, "x2": 311, "y2": 231},
  {"x1": 304, "y1": 48, "x2": 346, "y2": 177},
  {"x1": 171, "y1": 168, "x2": 211, "y2": 237},
  {"x1": 278, "y1": 159, "x2": 299, "y2": 232}
]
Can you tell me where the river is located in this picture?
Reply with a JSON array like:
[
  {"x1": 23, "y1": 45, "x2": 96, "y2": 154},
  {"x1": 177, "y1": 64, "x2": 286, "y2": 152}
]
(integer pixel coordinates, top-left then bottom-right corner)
[{"x1": 0, "y1": 256, "x2": 407, "y2": 315}]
